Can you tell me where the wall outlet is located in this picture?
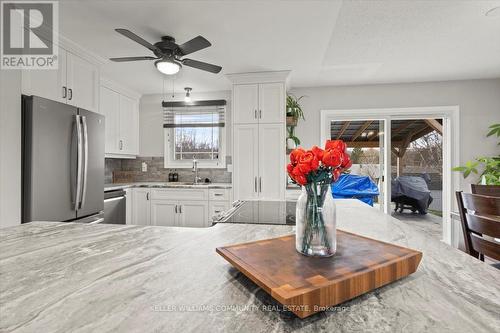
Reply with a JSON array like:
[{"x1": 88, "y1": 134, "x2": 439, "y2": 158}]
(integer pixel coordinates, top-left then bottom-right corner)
[{"x1": 141, "y1": 162, "x2": 147, "y2": 172}]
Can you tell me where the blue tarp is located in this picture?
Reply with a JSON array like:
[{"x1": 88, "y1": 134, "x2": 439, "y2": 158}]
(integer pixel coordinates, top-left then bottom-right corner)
[{"x1": 331, "y1": 174, "x2": 380, "y2": 206}]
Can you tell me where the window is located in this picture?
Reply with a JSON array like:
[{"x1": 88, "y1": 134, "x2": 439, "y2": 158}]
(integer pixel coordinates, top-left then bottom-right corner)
[{"x1": 164, "y1": 102, "x2": 226, "y2": 168}]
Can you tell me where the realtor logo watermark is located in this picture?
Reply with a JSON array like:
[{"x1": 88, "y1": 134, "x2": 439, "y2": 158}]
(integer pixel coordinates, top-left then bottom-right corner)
[{"x1": 1, "y1": 0, "x2": 58, "y2": 69}]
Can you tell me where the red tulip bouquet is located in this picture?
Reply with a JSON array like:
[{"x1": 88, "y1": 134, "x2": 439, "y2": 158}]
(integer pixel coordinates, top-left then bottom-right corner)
[{"x1": 287, "y1": 140, "x2": 351, "y2": 256}]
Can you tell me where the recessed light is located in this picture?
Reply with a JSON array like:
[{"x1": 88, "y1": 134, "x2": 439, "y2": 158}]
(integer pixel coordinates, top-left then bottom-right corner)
[{"x1": 485, "y1": 6, "x2": 500, "y2": 17}]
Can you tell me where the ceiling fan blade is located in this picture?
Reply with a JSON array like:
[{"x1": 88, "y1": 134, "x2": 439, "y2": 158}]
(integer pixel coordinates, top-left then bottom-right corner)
[
  {"x1": 182, "y1": 58, "x2": 222, "y2": 73},
  {"x1": 177, "y1": 36, "x2": 211, "y2": 56},
  {"x1": 115, "y1": 28, "x2": 161, "y2": 54},
  {"x1": 110, "y1": 56, "x2": 158, "y2": 62}
]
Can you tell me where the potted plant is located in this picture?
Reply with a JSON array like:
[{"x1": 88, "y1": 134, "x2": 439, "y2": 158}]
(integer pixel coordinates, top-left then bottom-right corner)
[
  {"x1": 452, "y1": 123, "x2": 500, "y2": 185},
  {"x1": 286, "y1": 94, "x2": 305, "y2": 126},
  {"x1": 286, "y1": 126, "x2": 300, "y2": 150}
]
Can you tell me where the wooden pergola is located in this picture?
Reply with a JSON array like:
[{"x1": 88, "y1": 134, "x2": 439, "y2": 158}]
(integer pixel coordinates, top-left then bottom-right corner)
[{"x1": 331, "y1": 119, "x2": 442, "y2": 176}]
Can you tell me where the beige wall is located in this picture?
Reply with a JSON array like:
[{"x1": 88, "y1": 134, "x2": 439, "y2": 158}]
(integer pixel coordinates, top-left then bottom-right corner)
[
  {"x1": 0, "y1": 71, "x2": 22, "y2": 228},
  {"x1": 290, "y1": 78, "x2": 500, "y2": 189},
  {"x1": 139, "y1": 91, "x2": 231, "y2": 157}
]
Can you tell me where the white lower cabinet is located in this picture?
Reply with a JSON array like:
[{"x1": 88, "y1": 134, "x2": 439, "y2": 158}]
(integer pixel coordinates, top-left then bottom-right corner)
[
  {"x1": 131, "y1": 188, "x2": 150, "y2": 225},
  {"x1": 151, "y1": 200, "x2": 177, "y2": 226},
  {"x1": 177, "y1": 201, "x2": 209, "y2": 228},
  {"x1": 132, "y1": 188, "x2": 221, "y2": 228}
]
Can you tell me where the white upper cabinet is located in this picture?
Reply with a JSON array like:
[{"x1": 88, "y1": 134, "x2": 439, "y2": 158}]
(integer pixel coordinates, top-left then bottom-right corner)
[
  {"x1": 22, "y1": 46, "x2": 67, "y2": 103},
  {"x1": 233, "y1": 84, "x2": 259, "y2": 124},
  {"x1": 119, "y1": 94, "x2": 139, "y2": 155},
  {"x1": 99, "y1": 86, "x2": 120, "y2": 154},
  {"x1": 22, "y1": 47, "x2": 100, "y2": 112},
  {"x1": 232, "y1": 82, "x2": 285, "y2": 124},
  {"x1": 66, "y1": 52, "x2": 99, "y2": 111},
  {"x1": 99, "y1": 80, "x2": 140, "y2": 157},
  {"x1": 259, "y1": 83, "x2": 285, "y2": 123}
]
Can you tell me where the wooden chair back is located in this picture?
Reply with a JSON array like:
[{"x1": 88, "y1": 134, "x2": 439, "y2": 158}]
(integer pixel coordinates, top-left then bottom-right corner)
[
  {"x1": 471, "y1": 184, "x2": 500, "y2": 197},
  {"x1": 456, "y1": 192, "x2": 500, "y2": 261}
]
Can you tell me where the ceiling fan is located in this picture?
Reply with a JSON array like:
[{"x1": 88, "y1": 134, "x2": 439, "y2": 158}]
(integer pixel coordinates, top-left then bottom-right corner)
[{"x1": 110, "y1": 28, "x2": 222, "y2": 75}]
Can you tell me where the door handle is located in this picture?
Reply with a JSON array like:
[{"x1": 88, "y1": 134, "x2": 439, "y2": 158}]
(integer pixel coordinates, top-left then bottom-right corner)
[
  {"x1": 254, "y1": 177, "x2": 257, "y2": 193},
  {"x1": 62, "y1": 86, "x2": 67, "y2": 99},
  {"x1": 146, "y1": 192, "x2": 149, "y2": 200},
  {"x1": 119, "y1": 140, "x2": 123, "y2": 150},
  {"x1": 68, "y1": 88, "x2": 73, "y2": 101},
  {"x1": 259, "y1": 177, "x2": 262, "y2": 193},
  {"x1": 259, "y1": 109, "x2": 262, "y2": 119},
  {"x1": 74, "y1": 115, "x2": 83, "y2": 211},
  {"x1": 179, "y1": 205, "x2": 182, "y2": 214},
  {"x1": 254, "y1": 109, "x2": 257, "y2": 119},
  {"x1": 79, "y1": 116, "x2": 89, "y2": 209}
]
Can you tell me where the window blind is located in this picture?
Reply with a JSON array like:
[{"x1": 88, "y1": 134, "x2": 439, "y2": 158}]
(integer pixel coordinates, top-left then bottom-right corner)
[{"x1": 162, "y1": 100, "x2": 226, "y2": 128}]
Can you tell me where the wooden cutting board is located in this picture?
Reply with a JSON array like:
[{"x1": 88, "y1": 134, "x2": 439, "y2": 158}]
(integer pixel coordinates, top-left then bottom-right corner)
[{"x1": 216, "y1": 230, "x2": 422, "y2": 318}]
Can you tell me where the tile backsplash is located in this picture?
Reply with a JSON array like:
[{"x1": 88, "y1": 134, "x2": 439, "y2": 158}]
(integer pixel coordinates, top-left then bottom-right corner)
[{"x1": 105, "y1": 157, "x2": 232, "y2": 184}]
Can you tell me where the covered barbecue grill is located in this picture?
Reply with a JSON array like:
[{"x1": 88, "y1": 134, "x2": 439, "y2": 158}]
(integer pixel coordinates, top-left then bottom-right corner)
[{"x1": 391, "y1": 176, "x2": 433, "y2": 214}]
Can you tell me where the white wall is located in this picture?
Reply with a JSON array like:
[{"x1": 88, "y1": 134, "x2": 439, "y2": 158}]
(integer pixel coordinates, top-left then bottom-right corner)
[
  {"x1": 290, "y1": 78, "x2": 500, "y2": 189},
  {"x1": 0, "y1": 71, "x2": 22, "y2": 228},
  {"x1": 139, "y1": 91, "x2": 232, "y2": 157}
]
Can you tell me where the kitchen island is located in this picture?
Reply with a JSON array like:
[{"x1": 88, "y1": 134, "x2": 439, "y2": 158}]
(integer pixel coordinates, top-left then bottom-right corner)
[{"x1": 1, "y1": 200, "x2": 499, "y2": 332}]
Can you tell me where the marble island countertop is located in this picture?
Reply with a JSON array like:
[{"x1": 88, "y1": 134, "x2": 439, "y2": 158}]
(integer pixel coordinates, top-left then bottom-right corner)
[
  {"x1": 1, "y1": 200, "x2": 499, "y2": 333},
  {"x1": 104, "y1": 182, "x2": 232, "y2": 191}
]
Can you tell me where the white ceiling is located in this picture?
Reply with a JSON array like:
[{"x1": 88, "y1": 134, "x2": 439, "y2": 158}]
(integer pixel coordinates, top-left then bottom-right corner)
[{"x1": 58, "y1": 0, "x2": 500, "y2": 94}]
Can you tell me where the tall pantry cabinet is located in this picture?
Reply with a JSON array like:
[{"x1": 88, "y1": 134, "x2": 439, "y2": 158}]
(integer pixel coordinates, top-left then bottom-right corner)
[{"x1": 228, "y1": 71, "x2": 289, "y2": 201}]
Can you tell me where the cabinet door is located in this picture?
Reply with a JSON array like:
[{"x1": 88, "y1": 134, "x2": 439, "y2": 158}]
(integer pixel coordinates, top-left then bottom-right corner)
[
  {"x1": 21, "y1": 46, "x2": 67, "y2": 103},
  {"x1": 178, "y1": 201, "x2": 208, "y2": 228},
  {"x1": 259, "y1": 83, "x2": 285, "y2": 123},
  {"x1": 99, "y1": 86, "x2": 120, "y2": 154},
  {"x1": 209, "y1": 201, "x2": 229, "y2": 222},
  {"x1": 119, "y1": 94, "x2": 139, "y2": 155},
  {"x1": 132, "y1": 189, "x2": 150, "y2": 225},
  {"x1": 258, "y1": 123, "x2": 285, "y2": 200},
  {"x1": 151, "y1": 200, "x2": 178, "y2": 226},
  {"x1": 233, "y1": 124, "x2": 259, "y2": 200},
  {"x1": 233, "y1": 84, "x2": 258, "y2": 124},
  {"x1": 66, "y1": 52, "x2": 99, "y2": 111}
]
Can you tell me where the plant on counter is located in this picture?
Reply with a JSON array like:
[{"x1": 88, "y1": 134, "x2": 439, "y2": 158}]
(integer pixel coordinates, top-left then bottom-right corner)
[
  {"x1": 287, "y1": 140, "x2": 351, "y2": 257},
  {"x1": 452, "y1": 123, "x2": 500, "y2": 185}
]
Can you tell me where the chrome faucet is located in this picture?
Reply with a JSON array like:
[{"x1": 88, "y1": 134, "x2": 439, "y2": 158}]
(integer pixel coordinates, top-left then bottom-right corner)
[{"x1": 192, "y1": 158, "x2": 202, "y2": 184}]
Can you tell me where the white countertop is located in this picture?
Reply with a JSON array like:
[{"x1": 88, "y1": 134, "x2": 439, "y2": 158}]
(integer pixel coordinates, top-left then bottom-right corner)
[
  {"x1": 1, "y1": 200, "x2": 499, "y2": 332},
  {"x1": 104, "y1": 182, "x2": 232, "y2": 192}
]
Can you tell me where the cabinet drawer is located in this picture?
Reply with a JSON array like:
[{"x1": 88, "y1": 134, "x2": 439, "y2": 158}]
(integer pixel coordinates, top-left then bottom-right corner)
[
  {"x1": 209, "y1": 201, "x2": 230, "y2": 220},
  {"x1": 209, "y1": 188, "x2": 230, "y2": 201},
  {"x1": 151, "y1": 188, "x2": 208, "y2": 201}
]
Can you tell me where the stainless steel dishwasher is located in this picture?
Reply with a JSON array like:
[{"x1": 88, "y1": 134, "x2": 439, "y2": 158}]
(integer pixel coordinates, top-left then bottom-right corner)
[{"x1": 103, "y1": 189, "x2": 126, "y2": 224}]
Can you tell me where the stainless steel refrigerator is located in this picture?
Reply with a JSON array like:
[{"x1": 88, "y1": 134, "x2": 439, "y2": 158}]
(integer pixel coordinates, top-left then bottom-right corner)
[{"x1": 22, "y1": 95, "x2": 105, "y2": 223}]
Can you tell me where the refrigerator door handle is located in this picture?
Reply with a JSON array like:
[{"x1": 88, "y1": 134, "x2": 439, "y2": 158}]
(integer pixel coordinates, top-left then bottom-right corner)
[
  {"x1": 74, "y1": 115, "x2": 83, "y2": 211},
  {"x1": 80, "y1": 116, "x2": 89, "y2": 209}
]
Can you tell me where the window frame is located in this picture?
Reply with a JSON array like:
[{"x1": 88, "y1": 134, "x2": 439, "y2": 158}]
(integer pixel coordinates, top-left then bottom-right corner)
[{"x1": 164, "y1": 122, "x2": 226, "y2": 169}]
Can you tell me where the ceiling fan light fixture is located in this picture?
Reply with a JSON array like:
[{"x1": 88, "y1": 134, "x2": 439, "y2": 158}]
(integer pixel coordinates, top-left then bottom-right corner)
[{"x1": 155, "y1": 59, "x2": 181, "y2": 75}]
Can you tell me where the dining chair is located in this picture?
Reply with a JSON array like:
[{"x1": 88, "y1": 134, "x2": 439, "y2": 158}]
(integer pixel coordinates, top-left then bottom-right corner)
[
  {"x1": 471, "y1": 184, "x2": 500, "y2": 197},
  {"x1": 455, "y1": 191, "x2": 500, "y2": 262}
]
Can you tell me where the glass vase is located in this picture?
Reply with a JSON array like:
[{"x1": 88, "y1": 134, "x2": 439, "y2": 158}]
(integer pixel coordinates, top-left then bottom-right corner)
[{"x1": 295, "y1": 182, "x2": 336, "y2": 257}]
